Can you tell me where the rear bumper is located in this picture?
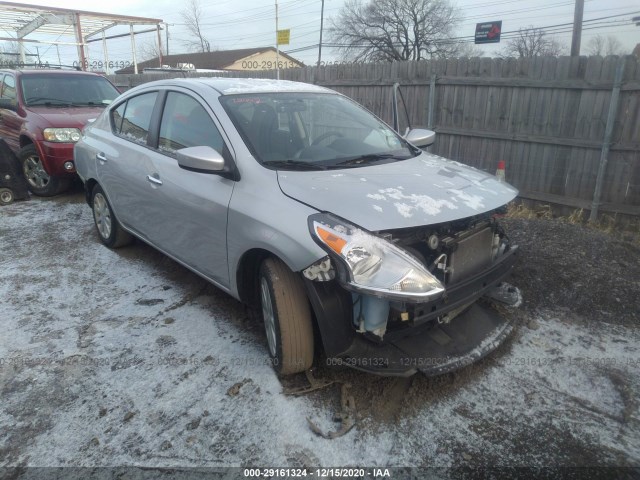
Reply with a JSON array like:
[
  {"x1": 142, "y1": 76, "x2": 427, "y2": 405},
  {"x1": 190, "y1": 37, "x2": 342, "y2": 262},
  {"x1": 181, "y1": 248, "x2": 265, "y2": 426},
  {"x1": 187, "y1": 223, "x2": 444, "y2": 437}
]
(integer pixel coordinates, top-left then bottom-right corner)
[{"x1": 35, "y1": 141, "x2": 76, "y2": 176}]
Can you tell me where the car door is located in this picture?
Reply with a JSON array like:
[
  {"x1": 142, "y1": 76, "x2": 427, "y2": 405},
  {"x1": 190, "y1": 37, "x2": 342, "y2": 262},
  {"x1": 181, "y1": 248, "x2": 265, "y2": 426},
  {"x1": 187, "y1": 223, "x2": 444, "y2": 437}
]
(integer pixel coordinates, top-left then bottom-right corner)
[
  {"x1": 95, "y1": 90, "x2": 160, "y2": 238},
  {"x1": 143, "y1": 89, "x2": 235, "y2": 286}
]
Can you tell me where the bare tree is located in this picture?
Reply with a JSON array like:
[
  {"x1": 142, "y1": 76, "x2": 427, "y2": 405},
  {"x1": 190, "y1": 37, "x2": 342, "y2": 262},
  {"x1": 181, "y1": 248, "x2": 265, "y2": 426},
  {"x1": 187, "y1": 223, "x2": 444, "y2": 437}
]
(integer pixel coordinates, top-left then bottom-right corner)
[
  {"x1": 501, "y1": 27, "x2": 565, "y2": 58},
  {"x1": 330, "y1": 0, "x2": 462, "y2": 62},
  {"x1": 455, "y1": 42, "x2": 484, "y2": 58},
  {"x1": 586, "y1": 35, "x2": 625, "y2": 56},
  {"x1": 181, "y1": 0, "x2": 211, "y2": 53},
  {"x1": 0, "y1": 42, "x2": 20, "y2": 63},
  {"x1": 137, "y1": 40, "x2": 164, "y2": 62}
]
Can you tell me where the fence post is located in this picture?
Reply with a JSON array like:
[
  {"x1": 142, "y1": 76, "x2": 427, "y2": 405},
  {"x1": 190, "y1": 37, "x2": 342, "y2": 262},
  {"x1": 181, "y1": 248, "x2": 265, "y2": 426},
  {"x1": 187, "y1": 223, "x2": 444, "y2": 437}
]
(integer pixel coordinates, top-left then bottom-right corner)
[
  {"x1": 427, "y1": 73, "x2": 436, "y2": 129},
  {"x1": 589, "y1": 57, "x2": 626, "y2": 222}
]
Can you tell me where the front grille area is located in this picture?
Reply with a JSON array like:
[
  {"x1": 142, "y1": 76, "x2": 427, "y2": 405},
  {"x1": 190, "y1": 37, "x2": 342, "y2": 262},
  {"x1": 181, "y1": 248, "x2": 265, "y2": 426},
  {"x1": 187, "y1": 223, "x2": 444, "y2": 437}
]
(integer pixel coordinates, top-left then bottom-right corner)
[{"x1": 447, "y1": 227, "x2": 494, "y2": 284}]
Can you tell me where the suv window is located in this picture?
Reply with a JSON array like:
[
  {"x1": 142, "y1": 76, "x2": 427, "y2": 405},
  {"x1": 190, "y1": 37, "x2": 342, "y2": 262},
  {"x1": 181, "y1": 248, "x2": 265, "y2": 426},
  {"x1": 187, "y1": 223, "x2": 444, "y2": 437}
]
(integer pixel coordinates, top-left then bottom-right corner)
[
  {"x1": 21, "y1": 74, "x2": 118, "y2": 106},
  {"x1": 114, "y1": 92, "x2": 158, "y2": 145},
  {"x1": 158, "y1": 92, "x2": 224, "y2": 155},
  {"x1": 1, "y1": 74, "x2": 16, "y2": 101}
]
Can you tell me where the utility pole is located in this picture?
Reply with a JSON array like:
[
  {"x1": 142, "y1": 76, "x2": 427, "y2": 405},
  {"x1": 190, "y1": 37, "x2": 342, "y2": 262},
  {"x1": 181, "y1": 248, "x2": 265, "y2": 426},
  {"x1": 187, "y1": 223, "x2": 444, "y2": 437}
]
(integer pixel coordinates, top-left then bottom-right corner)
[
  {"x1": 317, "y1": 0, "x2": 325, "y2": 67},
  {"x1": 570, "y1": 0, "x2": 584, "y2": 56},
  {"x1": 165, "y1": 23, "x2": 170, "y2": 56},
  {"x1": 275, "y1": 0, "x2": 280, "y2": 80}
]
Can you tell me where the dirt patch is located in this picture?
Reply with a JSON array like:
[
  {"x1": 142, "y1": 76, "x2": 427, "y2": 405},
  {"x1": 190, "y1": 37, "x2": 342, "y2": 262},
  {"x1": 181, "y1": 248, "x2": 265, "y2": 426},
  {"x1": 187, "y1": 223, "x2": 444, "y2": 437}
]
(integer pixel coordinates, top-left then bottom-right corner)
[{"x1": 502, "y1": 217, "x2": 640, "y2": 327}]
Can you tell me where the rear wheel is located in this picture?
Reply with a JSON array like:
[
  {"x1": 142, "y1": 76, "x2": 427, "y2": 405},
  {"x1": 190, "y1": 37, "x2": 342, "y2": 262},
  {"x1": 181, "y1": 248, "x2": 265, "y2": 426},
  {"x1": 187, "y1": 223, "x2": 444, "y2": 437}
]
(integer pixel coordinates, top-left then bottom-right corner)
[
  {"x1": 259, "y1": 257, "x2": 314, "y2": 375},
  {"x1": 0, "y1": 188, "x2": 14, "y2": 205},
  {"x1": 20, "y1": 144, "x2": 70, "y2": 196},
  {"x1": 91, "y1": 184, "x2": 133, "y2": 248}
]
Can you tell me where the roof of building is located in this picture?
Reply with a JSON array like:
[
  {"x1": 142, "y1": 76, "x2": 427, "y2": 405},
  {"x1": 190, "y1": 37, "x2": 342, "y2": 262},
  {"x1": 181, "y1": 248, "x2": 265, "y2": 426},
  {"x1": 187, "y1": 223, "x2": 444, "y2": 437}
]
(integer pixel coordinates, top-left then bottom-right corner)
[
  {"x1": 115, "y1": 47, "x2": 304, "y2": 74},
  {"x1": 0, "y1": 1, "x2": 161, "y2": 42}
]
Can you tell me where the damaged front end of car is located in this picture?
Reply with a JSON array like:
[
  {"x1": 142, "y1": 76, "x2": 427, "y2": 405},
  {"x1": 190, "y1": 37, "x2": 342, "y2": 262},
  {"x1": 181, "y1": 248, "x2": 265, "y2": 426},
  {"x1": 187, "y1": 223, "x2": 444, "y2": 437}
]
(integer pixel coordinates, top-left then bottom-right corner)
[{"x1": 302, "y1": 207, "x2": 520, "y2": 376}]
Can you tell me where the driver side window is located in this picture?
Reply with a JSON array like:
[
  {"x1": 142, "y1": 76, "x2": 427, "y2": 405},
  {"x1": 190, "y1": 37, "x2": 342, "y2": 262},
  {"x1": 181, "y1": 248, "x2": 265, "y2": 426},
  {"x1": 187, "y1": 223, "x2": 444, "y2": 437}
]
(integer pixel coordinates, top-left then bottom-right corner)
[
  {"x1": 112, "y1": 91, "x2": 158, "y2": 145},
  {"x1": 158, "y1": 92, "x2": 224, "y2": 156}
]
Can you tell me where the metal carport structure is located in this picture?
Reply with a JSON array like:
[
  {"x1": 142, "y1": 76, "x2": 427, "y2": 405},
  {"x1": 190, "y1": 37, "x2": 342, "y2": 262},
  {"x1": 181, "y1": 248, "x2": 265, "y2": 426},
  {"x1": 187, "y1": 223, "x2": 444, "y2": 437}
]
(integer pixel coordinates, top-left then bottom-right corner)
[{"x1": 0, "y1": 1, "x2": 163, "y2": 74}]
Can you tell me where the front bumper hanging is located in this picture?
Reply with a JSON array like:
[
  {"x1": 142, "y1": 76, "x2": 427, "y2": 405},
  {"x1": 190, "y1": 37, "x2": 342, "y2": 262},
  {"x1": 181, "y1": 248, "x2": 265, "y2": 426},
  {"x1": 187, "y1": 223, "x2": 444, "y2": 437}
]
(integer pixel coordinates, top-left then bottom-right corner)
[
  {"x1": 305, "y1": 246, "x2": 520, "y2": 376},
  {"x1": 332, "y1": 299, "x2": 515, "y2": 376}
]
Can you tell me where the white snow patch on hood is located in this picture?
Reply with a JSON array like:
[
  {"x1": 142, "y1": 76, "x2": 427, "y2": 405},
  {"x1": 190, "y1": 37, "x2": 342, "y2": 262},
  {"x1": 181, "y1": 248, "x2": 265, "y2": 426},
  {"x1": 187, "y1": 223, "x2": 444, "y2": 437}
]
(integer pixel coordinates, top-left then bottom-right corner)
[
  {"x1": 277, "y1": 152, "x2": 518, "y2": 231},
  {"x1": 370, "y1": 187, "x2": 459, "y2": 217},
  {"x1": 447, "y1": 188, "x2": 485, "y2": 210}
]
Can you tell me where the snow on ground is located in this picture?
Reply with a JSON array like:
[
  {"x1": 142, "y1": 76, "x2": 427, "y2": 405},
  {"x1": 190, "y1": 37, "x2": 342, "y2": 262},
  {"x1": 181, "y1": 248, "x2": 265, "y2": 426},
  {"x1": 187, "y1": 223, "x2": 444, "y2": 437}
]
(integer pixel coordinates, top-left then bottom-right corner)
[{"x1": 1, "y1": 193, "x2": 639, "y2": 469}]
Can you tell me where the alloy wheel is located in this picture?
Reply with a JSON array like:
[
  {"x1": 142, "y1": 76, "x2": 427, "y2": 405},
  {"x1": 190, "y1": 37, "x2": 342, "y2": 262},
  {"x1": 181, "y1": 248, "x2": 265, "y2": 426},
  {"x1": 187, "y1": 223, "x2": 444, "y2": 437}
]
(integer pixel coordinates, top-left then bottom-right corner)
[
  {"x1": 93, "y1": 193, "x2": 112, "y2": 240},
  {"x1": 23, "y1": 155, "x2": 50, "y2": 189}
]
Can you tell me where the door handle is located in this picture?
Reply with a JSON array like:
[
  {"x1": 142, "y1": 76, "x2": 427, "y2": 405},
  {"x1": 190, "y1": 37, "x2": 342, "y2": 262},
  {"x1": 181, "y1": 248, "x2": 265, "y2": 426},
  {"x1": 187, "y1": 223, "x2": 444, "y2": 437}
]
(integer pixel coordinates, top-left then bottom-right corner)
[
  {"x1": 146, "y1": 174, "x2": 163, "y2": 186},
  {"x1": 96, "y1": 152, "x2": 107, "y2": 163}
]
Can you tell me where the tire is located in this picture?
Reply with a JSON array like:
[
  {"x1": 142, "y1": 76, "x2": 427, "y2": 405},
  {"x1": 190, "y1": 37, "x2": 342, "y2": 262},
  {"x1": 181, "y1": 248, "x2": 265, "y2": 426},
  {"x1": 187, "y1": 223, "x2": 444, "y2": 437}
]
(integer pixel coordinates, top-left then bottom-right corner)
[
  {"x1": 259, "y1": 257, "x2": 314, "y2": 375},
  {"x1": 20, "y1": 144, "x2": 70, "y2": 196},
  {"x1": 0, "y1": 188, "x2": 14, "y2": 205},
  {"x1": 91, "y1": 184, "x2": 133, "y2": 248}
]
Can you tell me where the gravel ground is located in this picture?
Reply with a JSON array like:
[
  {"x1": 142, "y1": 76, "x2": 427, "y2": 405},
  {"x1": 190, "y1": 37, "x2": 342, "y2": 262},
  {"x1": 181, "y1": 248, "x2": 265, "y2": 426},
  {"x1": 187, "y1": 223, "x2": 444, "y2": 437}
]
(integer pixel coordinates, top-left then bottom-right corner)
[{"x1": 1, "y1": 190, "x2": 639, "y2": 473}]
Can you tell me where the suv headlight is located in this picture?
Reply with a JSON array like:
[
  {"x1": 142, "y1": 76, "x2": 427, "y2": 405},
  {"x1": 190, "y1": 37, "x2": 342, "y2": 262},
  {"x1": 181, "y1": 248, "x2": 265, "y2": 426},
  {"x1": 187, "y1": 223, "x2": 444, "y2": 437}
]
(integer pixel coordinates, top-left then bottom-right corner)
[
  {"x1": 309, "y1": 213, "x2": 444, "y2": 301},
  {"x1": 43, "y1": 128, "x2": 82, "y2": 143}
]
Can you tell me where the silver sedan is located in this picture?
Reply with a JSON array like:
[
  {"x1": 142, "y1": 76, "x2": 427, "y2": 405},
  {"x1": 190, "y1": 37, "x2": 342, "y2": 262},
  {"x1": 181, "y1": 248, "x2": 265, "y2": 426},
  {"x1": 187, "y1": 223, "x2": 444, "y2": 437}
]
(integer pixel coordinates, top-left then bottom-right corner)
[{"x1": 74, "y1": 78, "x2": 521, "y2": 376}]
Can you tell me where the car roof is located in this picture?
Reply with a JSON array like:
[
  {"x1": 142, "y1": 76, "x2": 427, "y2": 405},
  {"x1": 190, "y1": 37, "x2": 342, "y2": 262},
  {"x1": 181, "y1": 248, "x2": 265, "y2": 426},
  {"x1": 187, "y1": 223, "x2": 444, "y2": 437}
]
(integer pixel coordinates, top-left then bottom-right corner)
[{"x1": 136, "y1": 77, "x2": 332, "y2": 96}]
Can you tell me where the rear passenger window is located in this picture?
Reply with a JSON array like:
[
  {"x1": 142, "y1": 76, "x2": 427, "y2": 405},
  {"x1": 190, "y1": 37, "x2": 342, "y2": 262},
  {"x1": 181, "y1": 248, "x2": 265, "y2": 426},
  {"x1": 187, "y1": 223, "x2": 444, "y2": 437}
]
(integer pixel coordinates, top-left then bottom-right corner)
[
  {"x1": 115, "y1": 92, "x2": 157, "y2": 145},
  {"x1": 158, "y1": 92, "x2": 224, "y2": 155},
  {"x1": 111, "y1": 102, "x2": 125, "y2": 134}
]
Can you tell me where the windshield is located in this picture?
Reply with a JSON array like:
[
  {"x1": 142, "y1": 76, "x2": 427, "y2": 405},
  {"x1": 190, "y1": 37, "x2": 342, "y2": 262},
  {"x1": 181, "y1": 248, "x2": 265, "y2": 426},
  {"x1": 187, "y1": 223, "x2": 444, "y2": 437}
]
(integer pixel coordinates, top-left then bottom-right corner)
[
  {"x1": 21, "y1": 74, "x2": 120, "y2": 107},
  {"x1": 220, "y1": 92, "x2": 418, "y2": 169}
]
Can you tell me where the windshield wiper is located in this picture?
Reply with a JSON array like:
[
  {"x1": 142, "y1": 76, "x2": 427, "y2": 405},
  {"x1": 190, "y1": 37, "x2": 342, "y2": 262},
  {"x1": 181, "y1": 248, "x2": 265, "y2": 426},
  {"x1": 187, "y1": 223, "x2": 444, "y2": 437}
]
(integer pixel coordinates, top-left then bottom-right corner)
[
  {"x1": 332, "y1": 153, "x2": 400, "y2": 166},
  {"x1": 72, "y1": 101, "x2": 108, "y2": 107},
  {"x1": 262, "y1": 160, "x2": 328, "y2": 171},
  {"x1": 26, "y1": 97, "x2": 74, "y2": 106}
]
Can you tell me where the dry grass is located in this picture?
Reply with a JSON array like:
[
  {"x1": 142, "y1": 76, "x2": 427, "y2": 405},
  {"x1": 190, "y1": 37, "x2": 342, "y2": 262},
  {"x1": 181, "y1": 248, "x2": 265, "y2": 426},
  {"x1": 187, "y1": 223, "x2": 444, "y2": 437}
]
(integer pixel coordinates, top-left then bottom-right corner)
[
  {"x1": 567, "y1": 208, "x2": 585, "y2": 224},
  {"x1": 506, "y1": 203, "x2": 553, "y2": 220}
]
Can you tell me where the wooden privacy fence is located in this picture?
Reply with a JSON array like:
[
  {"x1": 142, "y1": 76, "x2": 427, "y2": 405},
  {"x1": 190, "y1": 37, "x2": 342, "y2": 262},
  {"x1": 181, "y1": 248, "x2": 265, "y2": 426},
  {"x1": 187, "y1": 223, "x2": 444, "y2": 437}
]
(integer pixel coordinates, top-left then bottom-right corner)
[{"x1": 108, "y1": 55, "x2": 640, "y2": 218}]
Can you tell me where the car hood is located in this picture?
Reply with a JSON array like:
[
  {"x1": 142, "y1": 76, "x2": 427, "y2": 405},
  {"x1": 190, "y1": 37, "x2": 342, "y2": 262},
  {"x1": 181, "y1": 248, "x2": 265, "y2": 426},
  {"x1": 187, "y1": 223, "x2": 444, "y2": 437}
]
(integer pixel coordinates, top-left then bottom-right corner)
[
  {"x1": 277, "y1": 152, "x2": 518, "y2": 231},
  {"x1": 27, "y1": 106, "x2": 105, "y2": 128}
]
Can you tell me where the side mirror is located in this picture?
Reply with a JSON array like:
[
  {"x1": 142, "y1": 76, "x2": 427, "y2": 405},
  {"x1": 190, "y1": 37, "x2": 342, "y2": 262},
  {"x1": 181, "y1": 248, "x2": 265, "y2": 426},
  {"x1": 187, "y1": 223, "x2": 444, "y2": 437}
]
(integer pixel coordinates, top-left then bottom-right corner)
[
  {"x1": 0, "y1": 98, "x2": 17, "y2": 111},
  {"x1": 404, "y1": 128, "x2": 435, "y2": 148},
  {"x1": 176, "y1": 146, "x2": 225, "y2": 173}
]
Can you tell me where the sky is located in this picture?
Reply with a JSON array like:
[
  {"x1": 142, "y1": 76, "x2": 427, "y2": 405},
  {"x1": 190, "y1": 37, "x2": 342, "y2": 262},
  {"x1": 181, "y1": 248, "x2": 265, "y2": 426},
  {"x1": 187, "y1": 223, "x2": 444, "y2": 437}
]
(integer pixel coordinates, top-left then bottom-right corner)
[{"x1": 5, "y1": 0, "x2": 640, "y2": 70}]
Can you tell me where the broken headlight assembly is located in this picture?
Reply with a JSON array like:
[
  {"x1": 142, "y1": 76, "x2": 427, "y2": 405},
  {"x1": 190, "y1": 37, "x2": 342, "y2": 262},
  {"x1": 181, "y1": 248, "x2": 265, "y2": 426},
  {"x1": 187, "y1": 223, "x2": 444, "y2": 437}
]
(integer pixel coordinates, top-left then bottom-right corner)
[{"x1": 308, "y1": 213, "x2": 445, "y2": 302}]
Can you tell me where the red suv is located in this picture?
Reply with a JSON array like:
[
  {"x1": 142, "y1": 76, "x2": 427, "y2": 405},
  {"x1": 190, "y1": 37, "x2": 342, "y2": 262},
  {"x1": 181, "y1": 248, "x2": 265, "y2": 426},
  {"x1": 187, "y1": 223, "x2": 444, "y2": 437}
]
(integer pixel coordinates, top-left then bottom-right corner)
[{"x1": 0, "y1": 68, "x2": 120, "y2": 196}]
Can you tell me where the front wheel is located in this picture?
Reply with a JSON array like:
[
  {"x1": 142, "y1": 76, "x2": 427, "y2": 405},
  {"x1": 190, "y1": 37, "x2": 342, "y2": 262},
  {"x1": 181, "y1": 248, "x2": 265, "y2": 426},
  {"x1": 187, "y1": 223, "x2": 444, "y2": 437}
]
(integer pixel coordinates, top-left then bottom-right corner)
[
  {"x1": 20, "y1": 144, "x2": 70, "y2": 196},
  {"x1": 259, "y1": 257, "x2": 314, "y2": 375},
  {"x1": 91, "y1": 184, "x2": 133, "y2": 248}
]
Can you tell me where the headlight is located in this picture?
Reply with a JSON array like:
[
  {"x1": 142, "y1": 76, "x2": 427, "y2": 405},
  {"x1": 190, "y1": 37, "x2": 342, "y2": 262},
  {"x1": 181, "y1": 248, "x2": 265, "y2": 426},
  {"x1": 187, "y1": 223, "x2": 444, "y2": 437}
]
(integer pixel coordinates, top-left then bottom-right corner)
[
  {"x1": 43, "y1": 128, "x2": 82, "y2": 143},
  {"x1": 308, "y1": 213, "x2": 445, "y2": 301}
]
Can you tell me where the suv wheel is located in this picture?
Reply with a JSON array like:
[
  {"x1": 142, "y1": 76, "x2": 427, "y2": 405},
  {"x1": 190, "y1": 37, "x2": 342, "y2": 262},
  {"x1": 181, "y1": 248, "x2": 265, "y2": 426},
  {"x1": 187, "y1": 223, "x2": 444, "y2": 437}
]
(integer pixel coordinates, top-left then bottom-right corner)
[
  {"x1": 91, "y1": 184, "x2": 133, "y2": 248},
  {"x1": 259, "y1": 257, "x2": 314, "y2": 375},
  {"x1": 20, "y1": 144, "x2": 70, "y2": 196}
]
